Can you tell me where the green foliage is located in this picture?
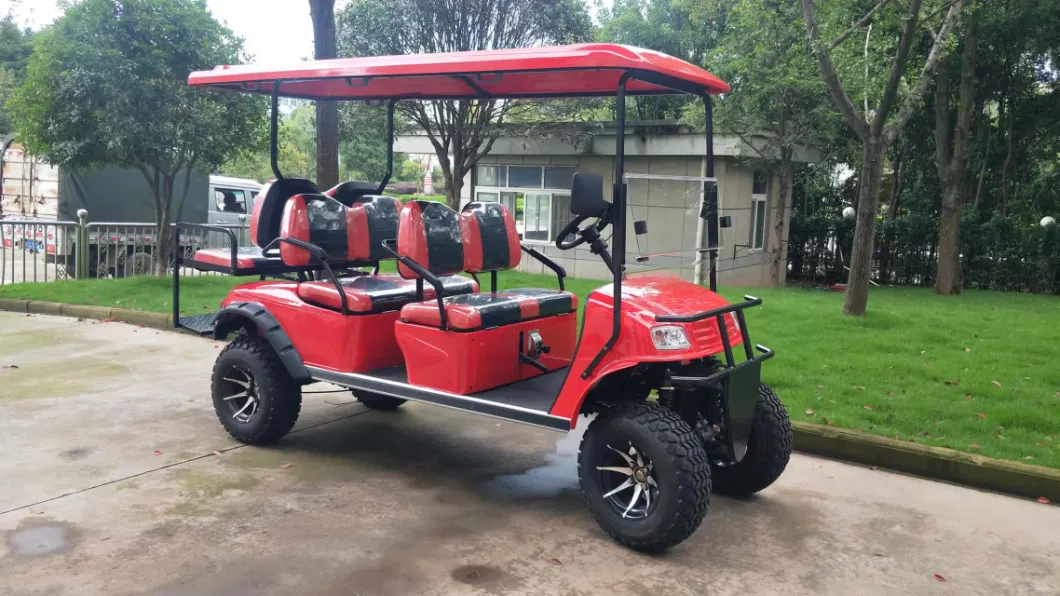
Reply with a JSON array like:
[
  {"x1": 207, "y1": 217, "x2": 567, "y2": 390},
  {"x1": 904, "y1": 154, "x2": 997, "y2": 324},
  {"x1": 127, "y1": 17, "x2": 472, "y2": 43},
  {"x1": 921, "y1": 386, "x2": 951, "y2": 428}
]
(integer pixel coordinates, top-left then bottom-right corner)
[
  {"x1": 9, "y1": 0, "x2": 265, "y2": 209},
  {"x1": 597, "y1": 0, "x2": 729, "y2": 120},
  {"x1": 395, "y1": 159, "x2": 424, "y2": 183},
  {"x1": 0, "y1": 15, "x2": 33, "y2": 134}
]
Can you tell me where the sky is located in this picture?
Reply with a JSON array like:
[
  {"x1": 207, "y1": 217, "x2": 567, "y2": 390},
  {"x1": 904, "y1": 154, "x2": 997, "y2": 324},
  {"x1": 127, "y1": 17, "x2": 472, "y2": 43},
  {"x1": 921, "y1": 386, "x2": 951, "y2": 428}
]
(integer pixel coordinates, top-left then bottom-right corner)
[{"x1": 2, "y1": 0, "x2": 612, "y2": 65}]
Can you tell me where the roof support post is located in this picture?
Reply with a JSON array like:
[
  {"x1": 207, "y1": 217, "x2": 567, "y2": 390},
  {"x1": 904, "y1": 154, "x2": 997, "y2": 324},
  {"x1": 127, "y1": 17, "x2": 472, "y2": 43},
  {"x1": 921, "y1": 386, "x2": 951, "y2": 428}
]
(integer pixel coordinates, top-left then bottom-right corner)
[
  {"x1": 376, "y1": 99, "x2": 398, "y2": 193},
  {"x1": 705, "y1": 94, "x2": 718, "y2": 291},
  {"x1": 270, "y1": 83, "x2": 284, "y2": 180}
]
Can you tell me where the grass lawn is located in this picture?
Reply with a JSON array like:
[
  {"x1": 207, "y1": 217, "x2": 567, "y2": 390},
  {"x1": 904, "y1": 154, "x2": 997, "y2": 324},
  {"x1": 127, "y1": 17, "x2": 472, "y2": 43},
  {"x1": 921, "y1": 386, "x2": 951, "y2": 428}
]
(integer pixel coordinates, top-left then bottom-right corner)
[{"x1": 2, "y1": 271, "x2": 1058, "y2": 468}]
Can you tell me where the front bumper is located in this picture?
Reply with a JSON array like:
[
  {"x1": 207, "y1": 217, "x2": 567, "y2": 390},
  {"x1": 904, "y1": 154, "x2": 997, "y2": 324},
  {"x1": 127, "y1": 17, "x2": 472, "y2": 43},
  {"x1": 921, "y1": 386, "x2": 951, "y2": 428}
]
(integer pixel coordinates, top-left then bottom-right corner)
[{"x1": 658, "y1": 296, "x2": 774, "y2": 463}]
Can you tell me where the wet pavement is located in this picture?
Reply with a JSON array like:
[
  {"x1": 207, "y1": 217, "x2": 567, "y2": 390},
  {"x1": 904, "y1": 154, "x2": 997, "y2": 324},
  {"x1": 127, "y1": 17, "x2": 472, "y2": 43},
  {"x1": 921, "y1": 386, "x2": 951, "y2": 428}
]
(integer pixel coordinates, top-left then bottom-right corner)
[{"x1": 1, "y1": 311, "x2": 1059, "y2": 595}]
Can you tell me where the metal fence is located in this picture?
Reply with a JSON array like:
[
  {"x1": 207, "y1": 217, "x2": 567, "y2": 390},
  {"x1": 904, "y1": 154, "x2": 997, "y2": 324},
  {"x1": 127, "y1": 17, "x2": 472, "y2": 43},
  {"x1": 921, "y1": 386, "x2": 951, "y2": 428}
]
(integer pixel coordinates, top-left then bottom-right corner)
[{"x1": 0, "y1": 212, "x2": 249, "y2": 285}]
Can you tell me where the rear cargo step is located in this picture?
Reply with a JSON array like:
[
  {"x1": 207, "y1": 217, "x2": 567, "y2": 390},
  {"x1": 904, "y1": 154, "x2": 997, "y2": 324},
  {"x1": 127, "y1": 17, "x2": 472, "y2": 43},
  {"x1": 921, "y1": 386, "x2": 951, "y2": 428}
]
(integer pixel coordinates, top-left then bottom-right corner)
[{"x1": 177, "y1": 312, "x2": 219, "y2": 336}]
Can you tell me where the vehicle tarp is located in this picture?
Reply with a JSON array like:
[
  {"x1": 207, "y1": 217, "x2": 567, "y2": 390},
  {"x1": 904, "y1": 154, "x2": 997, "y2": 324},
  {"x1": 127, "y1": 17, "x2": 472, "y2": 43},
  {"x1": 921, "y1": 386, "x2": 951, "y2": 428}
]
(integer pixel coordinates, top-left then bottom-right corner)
[{"x1": 57, "y1": 166, "x2": 209, "y2": 224}]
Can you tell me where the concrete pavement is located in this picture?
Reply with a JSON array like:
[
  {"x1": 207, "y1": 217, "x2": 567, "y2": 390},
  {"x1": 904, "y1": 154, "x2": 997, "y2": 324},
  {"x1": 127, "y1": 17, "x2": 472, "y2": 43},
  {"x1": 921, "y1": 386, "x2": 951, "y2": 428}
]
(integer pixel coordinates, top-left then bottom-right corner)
[{"x1": 1, "y1": 311, "x2": 1058, "y2": 595}]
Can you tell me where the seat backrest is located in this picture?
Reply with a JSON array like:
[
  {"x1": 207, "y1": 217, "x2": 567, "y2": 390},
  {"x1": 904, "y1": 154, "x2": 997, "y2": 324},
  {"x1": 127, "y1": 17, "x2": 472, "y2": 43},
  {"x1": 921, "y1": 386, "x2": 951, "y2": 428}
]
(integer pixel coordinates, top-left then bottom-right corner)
[
  {"x1": 325, "y1": 180, "x2": 379, "y2": 206},
  {"x1": 347, "y1": 195, "x2": 401, "y2": 261},
  {"x1": 279, "y1": 193, "x2": 353, "y2": 266},
  {"x1": 249, "y1": 178, "x2": 319, "y2": 248},
  {"x1": 460, "y1": 202, "x2": 521, "y2": 273},
  {"x1": 396, "y1": 200, "x2": 465, "y2": 279}
]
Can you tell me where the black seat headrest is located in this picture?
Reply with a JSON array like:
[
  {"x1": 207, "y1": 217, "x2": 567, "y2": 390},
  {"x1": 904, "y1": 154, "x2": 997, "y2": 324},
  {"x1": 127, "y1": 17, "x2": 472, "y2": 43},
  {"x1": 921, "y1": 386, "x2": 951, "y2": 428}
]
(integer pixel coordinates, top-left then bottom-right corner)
[
  {"x1": 326, "y1": 180, "x2": 380, "y2": 206},
  {"x1": 250, "y1": 178, "x2": 319, "y2": 248}
]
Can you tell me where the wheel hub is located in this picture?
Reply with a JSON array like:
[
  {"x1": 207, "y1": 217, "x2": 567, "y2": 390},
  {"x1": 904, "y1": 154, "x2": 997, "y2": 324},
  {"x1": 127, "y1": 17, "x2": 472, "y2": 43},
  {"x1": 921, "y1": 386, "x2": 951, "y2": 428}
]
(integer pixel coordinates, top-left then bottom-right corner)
[
  {"x1": 221, "y1": 366, "x2": 259, "y2": 423},
  {"x1": 596, "y1": 443, "x2": 659, "y2": 520}
]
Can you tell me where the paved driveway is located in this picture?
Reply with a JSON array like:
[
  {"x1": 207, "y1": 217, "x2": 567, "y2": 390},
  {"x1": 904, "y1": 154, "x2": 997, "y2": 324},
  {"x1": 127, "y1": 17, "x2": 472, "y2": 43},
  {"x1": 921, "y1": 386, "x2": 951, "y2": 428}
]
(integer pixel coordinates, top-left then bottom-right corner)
[{"x1": 1, "y1": 312, "x2": 1058, "y2": 596}]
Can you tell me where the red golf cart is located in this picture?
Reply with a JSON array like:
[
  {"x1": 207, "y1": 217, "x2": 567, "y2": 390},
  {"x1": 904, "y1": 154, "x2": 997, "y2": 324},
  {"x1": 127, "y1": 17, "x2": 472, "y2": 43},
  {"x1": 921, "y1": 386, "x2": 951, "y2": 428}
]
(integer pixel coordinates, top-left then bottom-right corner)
[{"x1": 175, "y1": 43, "x2": 791, "y2": 552}]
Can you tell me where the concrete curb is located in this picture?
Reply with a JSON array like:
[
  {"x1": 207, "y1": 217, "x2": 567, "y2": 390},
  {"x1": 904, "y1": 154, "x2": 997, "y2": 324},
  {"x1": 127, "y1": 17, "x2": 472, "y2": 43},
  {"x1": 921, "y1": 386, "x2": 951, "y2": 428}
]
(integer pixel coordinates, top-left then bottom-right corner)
[
  {"x1": 793, "y1": 422, "x2": 1060, "y2": 502},
  {"x1": 0, "y1": 299, "x2": 1057, "y2": 502},
  {"x1": 3, "y1": 299, "x2": 173, "y2": 331}
]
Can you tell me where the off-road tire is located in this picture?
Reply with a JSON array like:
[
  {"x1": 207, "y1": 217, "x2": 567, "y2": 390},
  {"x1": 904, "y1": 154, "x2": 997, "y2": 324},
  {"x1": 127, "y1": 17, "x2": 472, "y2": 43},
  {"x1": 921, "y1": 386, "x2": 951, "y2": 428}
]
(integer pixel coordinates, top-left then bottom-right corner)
[
  {"x1": 578, "y1": 403, "x2": 711, "y2": 553},
  {"x1": 353, "y1": 391, "x2": 406, "y2": 411},
  {"x1": 712, "y1": 383, "x2": 792, "y2": 496},
  {"x1": 211, "y1": 334, "x2": 301, "y2": 445}
]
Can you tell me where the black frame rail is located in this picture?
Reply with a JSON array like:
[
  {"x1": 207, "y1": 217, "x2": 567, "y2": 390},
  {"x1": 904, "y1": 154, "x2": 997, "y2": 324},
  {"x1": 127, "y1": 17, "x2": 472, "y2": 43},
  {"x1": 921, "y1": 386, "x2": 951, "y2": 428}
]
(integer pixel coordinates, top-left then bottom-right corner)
[{"x1": 657, "y1": 295, "x2": 774, "y2": 379}]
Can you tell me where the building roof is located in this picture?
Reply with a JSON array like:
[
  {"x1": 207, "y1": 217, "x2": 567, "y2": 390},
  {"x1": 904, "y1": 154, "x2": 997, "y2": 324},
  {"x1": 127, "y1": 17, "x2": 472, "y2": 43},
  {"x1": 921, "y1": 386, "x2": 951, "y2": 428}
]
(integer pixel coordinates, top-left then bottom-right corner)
[{"x1": 187, "y1": 43, "x2": 730, "y2": 101}]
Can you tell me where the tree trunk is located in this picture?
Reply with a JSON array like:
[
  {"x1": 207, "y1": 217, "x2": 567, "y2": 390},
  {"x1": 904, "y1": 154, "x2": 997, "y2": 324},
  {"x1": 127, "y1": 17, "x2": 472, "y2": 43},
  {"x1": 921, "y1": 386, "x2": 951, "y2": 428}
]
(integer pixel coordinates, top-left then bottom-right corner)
[
  {"x1": 935, "y1": 9, "x2": 978, "y2": 296},
  {"x1": 769, "y1": 159, "x2": 793, "y2": 288},
  {"x1": 310, "y1": 0, "x2": 339, "y2": 189},
  {"x1": 843, "y1": 136, "x2": 886, "y2": 316}
]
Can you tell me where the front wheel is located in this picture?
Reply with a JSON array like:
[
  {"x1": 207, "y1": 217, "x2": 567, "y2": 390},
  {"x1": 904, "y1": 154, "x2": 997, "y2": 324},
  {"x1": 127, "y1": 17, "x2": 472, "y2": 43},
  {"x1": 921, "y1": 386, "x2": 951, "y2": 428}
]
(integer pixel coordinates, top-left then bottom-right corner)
[
  {"x1": 712, "y1": 383, "x2": 792, "y2": 497},
  {"x1": 578, "y1": 403, "x2": 711, "y2": 553}
]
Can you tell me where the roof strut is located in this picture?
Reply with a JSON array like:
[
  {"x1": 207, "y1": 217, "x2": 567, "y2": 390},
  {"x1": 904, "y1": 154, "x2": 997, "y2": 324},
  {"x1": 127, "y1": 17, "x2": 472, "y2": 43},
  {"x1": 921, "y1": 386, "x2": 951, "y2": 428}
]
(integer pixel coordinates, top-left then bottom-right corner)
[
  {"x1": 270, "y1": 83, "x2": 284, "y2": 180},
  {"x1": 454, "y1": 75, "x2": 493, "y2": 98},
  {"x1": 376, "y1": 99, "x2": 398, "y2": 193}
]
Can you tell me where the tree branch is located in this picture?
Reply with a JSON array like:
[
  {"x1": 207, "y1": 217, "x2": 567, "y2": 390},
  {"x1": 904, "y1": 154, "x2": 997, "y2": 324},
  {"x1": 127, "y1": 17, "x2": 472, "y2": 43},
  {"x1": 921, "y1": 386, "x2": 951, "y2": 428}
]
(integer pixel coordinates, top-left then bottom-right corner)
[
  {"x1": 826, "y1": 0, "x2": 896, "y2": 51},
  {"x1": 873, "y1": 0, "x2": 924, "y2": 132},
  {"x1": 885, "y1": 0, "x2": 964, "y2": 143},
  {"x1": 801, "y1": 0, "x2": 870, "y2": 140}
]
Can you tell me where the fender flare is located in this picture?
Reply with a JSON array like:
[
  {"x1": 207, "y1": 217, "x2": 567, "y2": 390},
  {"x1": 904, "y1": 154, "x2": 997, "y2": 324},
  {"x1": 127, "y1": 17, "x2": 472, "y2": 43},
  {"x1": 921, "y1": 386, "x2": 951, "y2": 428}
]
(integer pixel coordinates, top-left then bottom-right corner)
[{"x1": 213, "y1": 301, "x2": 310, "y2": 383}]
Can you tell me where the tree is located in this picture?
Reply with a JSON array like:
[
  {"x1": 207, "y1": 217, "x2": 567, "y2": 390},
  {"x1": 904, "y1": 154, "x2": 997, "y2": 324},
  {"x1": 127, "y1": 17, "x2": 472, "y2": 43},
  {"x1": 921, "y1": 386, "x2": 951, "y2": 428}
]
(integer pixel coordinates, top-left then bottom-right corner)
[
  {"x1": 707, "y1": 0, "x2": 831, "y2": 288},
  {"x1": 598, "y1": 0, "x2": 732, "y2": 120},
  {"x1": 0, "y1": 15, "x2": 34, "y2": 134},
  {"x1": 309, "y1": 0, "x2": 340, "y2": 189},
  {"x1": 337, "y1": 0, "x2": 592, "y2": 209},
  {"x1": 933, "y1": 6, "x2": 978, "y2": 295},
  {"x1": 8, "y1": 0, "x2": 265, "y2": 273},
  {"x1": 801, "y1": 0, "x2": 964, "y2": 315},
  {"x1": 221, "y1": 106, "x2": 315, "y2": 182}
]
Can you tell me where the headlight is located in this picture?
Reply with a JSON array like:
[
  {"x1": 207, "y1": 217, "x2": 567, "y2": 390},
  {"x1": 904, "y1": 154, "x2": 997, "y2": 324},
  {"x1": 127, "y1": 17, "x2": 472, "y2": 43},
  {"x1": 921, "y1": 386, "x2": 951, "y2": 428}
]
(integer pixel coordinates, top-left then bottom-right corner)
[{"x1": 651, "y1": 325, "x2": 690, "y2": 350}]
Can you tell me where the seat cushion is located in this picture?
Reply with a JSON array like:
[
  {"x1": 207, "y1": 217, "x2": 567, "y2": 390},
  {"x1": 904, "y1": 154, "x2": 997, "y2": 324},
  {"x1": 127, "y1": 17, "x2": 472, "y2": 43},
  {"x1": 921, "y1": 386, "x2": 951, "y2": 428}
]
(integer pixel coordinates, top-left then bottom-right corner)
[
  {"x1": 190, "y1": 246, "x2": 275, "y2": 270},
  {"x1": 298, "y1": 273, "x2": 477, "y2": 313},
  {"x1": 400, "y1": 288, "x2": 577, "y2": 330}
]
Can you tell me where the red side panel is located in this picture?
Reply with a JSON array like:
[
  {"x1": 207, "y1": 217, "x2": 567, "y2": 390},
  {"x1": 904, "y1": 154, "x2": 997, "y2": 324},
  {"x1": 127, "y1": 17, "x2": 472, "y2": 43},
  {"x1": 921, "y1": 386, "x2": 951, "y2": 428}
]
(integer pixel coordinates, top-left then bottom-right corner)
[
  {"x1": 346, "y1": 204, "x2": 370, "y2": 261},
  {"x1": 395, "y1": 313, "x2": 577, "y2": 394},
  {"x1": 279, "y1": 195, "x2": 310, "y2": 266},
  {"x1": 221, "y1": 282, "x2": 404, "y2": 372},
  {"x1": 249, "y1": 180, "x2": 274, "y2": 247},
  {"x1": 396, "y1": 201, "x2": 427, "y2": 279}
]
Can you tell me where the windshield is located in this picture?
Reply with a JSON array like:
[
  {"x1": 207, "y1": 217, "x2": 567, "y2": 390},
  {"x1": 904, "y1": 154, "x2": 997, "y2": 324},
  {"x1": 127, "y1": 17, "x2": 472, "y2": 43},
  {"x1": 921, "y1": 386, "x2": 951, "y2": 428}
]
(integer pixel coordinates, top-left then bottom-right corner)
[{"x1": 623, "y1": 173, "x2": 722, "y2": 271}]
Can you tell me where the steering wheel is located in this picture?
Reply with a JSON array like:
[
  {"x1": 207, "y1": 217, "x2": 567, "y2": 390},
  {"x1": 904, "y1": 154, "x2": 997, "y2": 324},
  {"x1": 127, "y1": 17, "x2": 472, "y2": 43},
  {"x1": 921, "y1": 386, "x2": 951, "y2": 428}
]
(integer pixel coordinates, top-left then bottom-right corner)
[{"x1": 556, "y1": 214, "x2": 610, "y2": 250}]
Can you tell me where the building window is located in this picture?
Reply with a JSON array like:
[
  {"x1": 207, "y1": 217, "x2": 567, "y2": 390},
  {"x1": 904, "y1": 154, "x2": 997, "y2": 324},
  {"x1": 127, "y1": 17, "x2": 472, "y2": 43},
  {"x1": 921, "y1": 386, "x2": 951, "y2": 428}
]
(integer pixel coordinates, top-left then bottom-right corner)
[
  {"x1": 750, "y1": 171, "x2": 767, "y2": 251},
  {"x1": 474, "y1": 165, "x2": 576, "y2": 244}
]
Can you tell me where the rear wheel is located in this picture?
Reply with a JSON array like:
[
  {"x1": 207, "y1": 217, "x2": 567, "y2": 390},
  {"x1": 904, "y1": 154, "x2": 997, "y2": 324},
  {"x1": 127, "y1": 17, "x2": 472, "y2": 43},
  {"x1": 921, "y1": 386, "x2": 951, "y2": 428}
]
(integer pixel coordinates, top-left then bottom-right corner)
[
  {"x1": 354, "y1": 391, "x2": 406, "y2": 411},
  {"x1": 211, "y1": 334, "x2": 302, "y2": 445},
  {"x1": 578, "y1": 403, "x2": 711, "y2": 553},
  {"x1": 712, "y1": 383, "x2": 792, "y2": 496}
]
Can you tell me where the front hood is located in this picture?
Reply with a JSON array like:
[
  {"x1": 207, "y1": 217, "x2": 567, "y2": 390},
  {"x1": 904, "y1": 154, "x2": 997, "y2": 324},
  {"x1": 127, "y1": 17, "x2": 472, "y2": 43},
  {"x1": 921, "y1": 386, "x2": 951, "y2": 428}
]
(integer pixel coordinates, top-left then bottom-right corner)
[{"x1": 596, "y1": 275, "x2": 733, "y2": 317}]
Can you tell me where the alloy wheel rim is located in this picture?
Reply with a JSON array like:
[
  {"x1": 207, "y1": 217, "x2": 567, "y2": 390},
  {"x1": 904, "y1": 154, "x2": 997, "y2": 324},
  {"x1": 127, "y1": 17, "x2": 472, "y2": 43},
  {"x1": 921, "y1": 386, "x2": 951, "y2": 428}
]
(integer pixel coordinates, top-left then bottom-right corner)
[
  {"x1": 596, "y1": 442, "x2": 659, "y2": 520},
  {"x1": 221, "y1": 365, "x2": 259, "y2": 423}
]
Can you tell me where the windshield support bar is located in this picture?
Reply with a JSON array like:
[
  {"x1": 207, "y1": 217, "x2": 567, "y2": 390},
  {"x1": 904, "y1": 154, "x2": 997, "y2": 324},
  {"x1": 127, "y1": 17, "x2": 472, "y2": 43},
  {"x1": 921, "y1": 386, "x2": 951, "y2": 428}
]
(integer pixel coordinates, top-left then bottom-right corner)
[
  {"x1": 270, "y1": 83, "x2": 284, "y2": 180},
  {"x1": 376, "y1": 99, "x2": 398, "y2": 193},
  {"x1": 581, "y1": 70, "x2": 632, "y2": 380}
]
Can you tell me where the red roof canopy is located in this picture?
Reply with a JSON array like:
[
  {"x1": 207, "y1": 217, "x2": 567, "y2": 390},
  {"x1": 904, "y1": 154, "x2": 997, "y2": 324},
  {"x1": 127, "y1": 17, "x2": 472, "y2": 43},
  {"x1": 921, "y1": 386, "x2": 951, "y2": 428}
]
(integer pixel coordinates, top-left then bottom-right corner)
[{"x1": 187, "y1": 43, "x2": 729, "y2": 101}]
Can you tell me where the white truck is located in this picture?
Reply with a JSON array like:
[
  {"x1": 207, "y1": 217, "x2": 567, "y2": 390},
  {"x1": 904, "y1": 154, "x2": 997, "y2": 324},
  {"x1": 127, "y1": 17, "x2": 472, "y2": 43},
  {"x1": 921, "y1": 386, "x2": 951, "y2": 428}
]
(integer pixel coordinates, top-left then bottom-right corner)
[{"x1": 1, "y1": 141, "x2": 260, "y2": 277}]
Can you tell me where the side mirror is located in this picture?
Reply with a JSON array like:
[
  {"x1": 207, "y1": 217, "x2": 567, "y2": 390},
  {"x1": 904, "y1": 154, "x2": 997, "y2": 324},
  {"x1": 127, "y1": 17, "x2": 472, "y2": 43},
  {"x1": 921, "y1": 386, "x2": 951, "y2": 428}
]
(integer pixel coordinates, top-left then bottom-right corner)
[{"x1": 571, "y1": 172, "x2": 609, "y2": 217}]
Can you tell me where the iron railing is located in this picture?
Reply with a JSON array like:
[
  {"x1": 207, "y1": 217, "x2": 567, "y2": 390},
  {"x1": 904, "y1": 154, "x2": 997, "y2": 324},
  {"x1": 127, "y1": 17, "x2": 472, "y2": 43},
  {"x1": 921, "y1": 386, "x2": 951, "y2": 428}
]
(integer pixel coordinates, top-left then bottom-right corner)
[{"x1": 0, "y1": 212, "x2": 249, "y2": 285}]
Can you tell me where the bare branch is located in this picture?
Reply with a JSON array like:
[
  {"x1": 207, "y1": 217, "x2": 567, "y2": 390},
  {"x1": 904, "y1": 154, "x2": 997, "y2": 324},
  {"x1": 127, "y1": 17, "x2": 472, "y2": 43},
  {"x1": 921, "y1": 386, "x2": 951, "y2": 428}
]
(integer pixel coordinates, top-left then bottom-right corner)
[
  {"x1": 873, "y1": 0, "x2": 925, "y2": 132},
  {"x1": 827, "y1": 0, "x2": 896, "y2": 51},
  {"x1": 886, "y1": 0, "x2": 964, "y2": 143},
  {"x1": 801, "y1": 0, "x2": 870, "y2": 140}
]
